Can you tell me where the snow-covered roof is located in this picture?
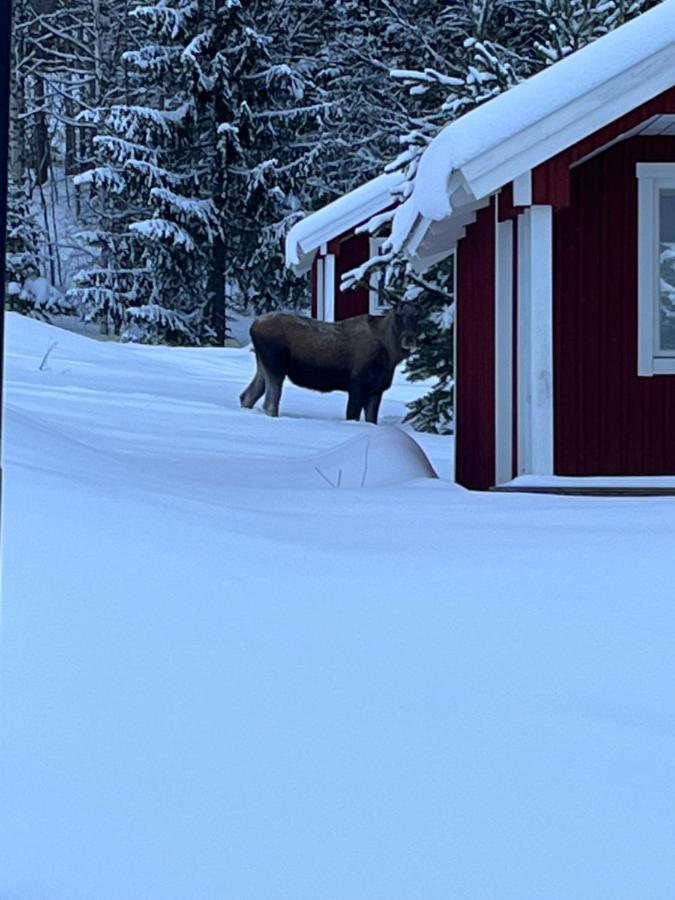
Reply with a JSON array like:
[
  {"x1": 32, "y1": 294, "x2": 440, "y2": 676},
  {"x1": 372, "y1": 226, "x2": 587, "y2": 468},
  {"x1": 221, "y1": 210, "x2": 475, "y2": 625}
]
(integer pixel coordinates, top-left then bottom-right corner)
[
  {"x1": 396, "y1": 0, "x2": 675, "y2": 257},
  {"x1": 285, "y1": 172, "x2": 402, "y2": 274},
  {"x1": 286, "y1": 0, "x2": 675, "y2": 276}
]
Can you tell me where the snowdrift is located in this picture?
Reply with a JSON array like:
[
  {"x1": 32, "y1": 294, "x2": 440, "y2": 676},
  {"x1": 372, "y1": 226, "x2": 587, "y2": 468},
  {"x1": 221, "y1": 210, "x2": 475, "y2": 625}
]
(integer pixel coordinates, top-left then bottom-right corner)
[
  {"x1": 227, "y1": 423, "x2": 438, "y2": 489},
  {"x1": 5, "y1": 313, "x2": 675, "y2": 900},
  {"x1": 2, "y1": 313, "x2": 439, "y2": 499}
]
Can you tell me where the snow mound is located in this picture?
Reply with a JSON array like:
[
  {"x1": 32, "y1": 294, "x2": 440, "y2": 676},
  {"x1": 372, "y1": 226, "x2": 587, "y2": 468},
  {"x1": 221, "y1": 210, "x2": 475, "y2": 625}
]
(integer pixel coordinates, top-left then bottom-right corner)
[{"x1": 229, "y1": 424, "x2": 438, "y2": 489}]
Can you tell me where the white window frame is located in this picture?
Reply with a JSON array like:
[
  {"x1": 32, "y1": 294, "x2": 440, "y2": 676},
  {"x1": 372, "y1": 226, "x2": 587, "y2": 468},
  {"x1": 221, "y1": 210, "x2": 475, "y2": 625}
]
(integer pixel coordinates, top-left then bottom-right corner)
[
  {"x1": 636, "y1": 163, "x2": 675, "y2": 376},
  {"x1": 368, "y1": 237, "x2": 388, "y2": 314}
]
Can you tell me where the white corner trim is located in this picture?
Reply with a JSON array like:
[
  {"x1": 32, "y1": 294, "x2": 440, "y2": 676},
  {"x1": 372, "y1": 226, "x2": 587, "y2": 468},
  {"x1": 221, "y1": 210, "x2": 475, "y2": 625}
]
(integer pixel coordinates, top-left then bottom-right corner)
[
  {"x1": 495, "y1": 216, "x2": 513, "y2": 485},
  {"x1": 323, "y1": 254, "x2": 336, "y2": 323},
  {"x1": 517, "y1": 206, "x2": 554, "y2": 476},
  {"x1": 315, "y1": 257, "x2": 325, "y2": 320},
  {"x1": 517, "y1": 212, "x2": 532, "y2": 475},
  {"x1": 512, "y1": 171, "x2": 532, "y2": 207}
]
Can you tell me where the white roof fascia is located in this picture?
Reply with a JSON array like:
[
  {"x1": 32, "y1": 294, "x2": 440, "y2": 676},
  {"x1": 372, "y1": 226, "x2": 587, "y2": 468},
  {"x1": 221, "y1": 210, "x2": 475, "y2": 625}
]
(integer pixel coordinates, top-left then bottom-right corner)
[
  {"x1": 400, "y1": 172, "x2": 471, "y2": 260},
  {"x1": 460, "y1": 43, "x2": 675, "y2": 201},
  {"x1": 447, "y1": 171, "x2": 474, "y2": 208},
  {"x1": 406, "y1": 214, "x2": 433, "y2": 258},
  {"x1": 410, "y1": 248, "x2": 458, "y2": 274},
  {"x1": 408, "y1": 198, "x2": 489, "y2": 269}
]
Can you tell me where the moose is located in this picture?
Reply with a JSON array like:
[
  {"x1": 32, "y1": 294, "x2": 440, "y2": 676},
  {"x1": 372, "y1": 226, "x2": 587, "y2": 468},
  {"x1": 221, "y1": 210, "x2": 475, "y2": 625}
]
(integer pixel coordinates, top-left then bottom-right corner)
[{"x1": 240, "y1": 305, "x2": 419, "y2": 424}]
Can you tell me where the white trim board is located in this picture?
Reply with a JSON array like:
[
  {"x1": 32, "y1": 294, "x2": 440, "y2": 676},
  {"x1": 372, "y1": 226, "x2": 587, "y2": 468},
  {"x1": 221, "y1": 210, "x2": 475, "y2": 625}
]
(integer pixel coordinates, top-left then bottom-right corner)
[
  {"x1": 512, "y1": 171, "x2": 532, "y2": 207},
  {"x1": 517, "y1": 206, "x2": 554, "y2": 476},
  {"x1": 505, "y1": 475, "x2": 675, "y2": 488},
  {"x1": 495, "y1": 215, "x2": 513, "y2": 485},
  {"x1": 323, "y1": 254, "x2": 336, "y2": 323}
]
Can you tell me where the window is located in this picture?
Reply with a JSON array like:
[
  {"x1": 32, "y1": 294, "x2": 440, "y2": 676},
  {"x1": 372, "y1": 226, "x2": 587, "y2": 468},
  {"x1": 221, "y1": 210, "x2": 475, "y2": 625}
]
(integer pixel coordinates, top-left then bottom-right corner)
[{"x1": 637, "y1": 163, "x2": 675, "y2": 375}]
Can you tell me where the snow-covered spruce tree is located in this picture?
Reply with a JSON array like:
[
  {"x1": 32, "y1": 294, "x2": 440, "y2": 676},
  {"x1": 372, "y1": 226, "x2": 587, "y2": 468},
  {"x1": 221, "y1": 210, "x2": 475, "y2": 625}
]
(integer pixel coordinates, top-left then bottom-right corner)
[
  {"x1": 70, "y1": 101, "x2": 215, "y2": 343},
  {"x1": 303, "y1": 0, "x2": 418, "y2": 195},
  {"x1": 344, "y1": 0, "x2": 529, "y2": 433},
  {"x1": 100, "y1": 0, "x2": 357, "y2": 340},
  {"x1": 527, "y1": 0, "x2": 661, "y2": 65},
  {"x1": 5, "y1": 175, "x2": 71, "y2": 319},
  {"x1": 391, "y1": 257, "x2": 457, "y2": 435},
  {"x1": 6, "y1": 176, "x2": 42, "y2": 313}
]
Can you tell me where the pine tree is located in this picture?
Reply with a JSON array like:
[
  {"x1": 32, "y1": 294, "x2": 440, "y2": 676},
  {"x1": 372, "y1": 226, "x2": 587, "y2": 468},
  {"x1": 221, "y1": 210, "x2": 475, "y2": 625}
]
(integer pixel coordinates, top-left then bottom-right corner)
[
  {"x1": 528, "y1": 0, "x2": 660, "y2": 65},
  {"x1": 6, "y1": 176, "x2": 43, "y2": 309},
  {"x1": 71, "y1": 0, "x2": 341, "y2": 342},
  {"x1": 5, "y1": 174, "x2": 71, "y2": 319}
]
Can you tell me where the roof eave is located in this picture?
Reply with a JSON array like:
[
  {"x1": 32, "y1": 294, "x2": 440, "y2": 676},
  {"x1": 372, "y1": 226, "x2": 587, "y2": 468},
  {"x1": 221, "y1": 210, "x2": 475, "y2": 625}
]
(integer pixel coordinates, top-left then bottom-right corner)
[{"x1": 460, "y1": 43, "x2": 675, "y2": 201}]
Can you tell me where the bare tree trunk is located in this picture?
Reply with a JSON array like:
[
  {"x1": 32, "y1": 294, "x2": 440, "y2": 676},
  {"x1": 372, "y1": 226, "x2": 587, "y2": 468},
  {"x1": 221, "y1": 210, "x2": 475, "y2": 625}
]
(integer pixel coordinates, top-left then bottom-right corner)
[
  {"x1": 9, "y1": 9, "x2": 26, "y2": 185},
  {"x1": 207, "y1": 237, "x2": 227, "y2": 345},
  {"x1": 33, "y1": 75, "x2": 51, "y2": 186}
]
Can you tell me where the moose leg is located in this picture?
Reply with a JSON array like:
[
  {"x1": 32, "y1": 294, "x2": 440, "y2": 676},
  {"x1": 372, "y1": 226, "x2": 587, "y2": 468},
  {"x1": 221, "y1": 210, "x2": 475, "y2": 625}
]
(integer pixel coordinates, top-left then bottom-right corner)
[
  {"x1": 363, "y1": 391, "x2": 383, "y2": 425},
  {"x1": 346, "y1": 386, "x2": 364, "y2": 421},
  {"x1": 262, "y1": 369, "x2": 284, "y2": 417},
  {"x1": 239, "y1": 357, "x2": 266, "y2": 409}
]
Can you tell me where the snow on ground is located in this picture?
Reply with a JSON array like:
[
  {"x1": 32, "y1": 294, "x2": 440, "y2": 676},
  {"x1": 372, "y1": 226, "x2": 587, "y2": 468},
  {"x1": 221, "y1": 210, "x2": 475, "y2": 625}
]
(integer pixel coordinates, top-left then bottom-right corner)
[{"x1": 2, "y1": 313, "x2": 675, "y2": 899}]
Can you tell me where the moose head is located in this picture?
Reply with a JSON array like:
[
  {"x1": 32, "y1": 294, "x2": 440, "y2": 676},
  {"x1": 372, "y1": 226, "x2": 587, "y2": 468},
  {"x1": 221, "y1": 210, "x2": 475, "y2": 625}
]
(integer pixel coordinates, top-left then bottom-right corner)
[{"x1": 392, "y1": 302, "x2": 419, "y2": 355}]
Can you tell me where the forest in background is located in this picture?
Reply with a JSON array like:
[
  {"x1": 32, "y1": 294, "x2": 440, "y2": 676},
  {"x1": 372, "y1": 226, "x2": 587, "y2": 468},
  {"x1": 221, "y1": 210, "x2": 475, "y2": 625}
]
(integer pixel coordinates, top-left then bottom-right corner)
[{"x1": 5, "y1": 0, "x2": 660, "y2": 431}]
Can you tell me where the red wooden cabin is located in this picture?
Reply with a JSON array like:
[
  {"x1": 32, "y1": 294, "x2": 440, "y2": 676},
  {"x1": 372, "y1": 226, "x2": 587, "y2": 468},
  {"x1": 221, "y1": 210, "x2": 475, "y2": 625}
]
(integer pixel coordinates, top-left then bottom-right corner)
[{"x1": 287, "y1": 1, "x2": 675, "y2": 491}]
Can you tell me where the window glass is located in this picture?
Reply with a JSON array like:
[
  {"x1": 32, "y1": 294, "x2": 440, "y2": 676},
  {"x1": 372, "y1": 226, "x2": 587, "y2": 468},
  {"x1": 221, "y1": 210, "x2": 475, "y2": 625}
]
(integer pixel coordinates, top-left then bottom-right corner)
[{"x1": 659, "y1": 189, "x2": 675, "y2": 351}]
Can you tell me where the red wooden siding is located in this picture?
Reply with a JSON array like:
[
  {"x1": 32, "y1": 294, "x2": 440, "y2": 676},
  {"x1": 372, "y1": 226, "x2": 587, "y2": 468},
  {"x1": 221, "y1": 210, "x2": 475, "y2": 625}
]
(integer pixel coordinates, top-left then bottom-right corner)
[
  {"x1": 554, "y1": 135, "x2": 675, "y2": 475},
  {"x1": 534, "y1": 86, "x2": 675, "y2": 208},
  {"x1": 498, "y1": 182, "x2": 523, "y2": 221},
  {"x1": 456, "y1": 202, "x2": 496, "y2": 490},
  {"x1": 334, "y1": 233, "x2": 370, "y2": 320},
  {"x1": 309, "y1": 232, "x2": 370, "y2": 321}
]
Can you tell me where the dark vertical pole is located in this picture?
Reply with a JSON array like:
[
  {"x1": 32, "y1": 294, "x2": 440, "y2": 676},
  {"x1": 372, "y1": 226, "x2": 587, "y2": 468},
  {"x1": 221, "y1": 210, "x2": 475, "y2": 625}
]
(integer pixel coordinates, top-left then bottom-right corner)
[{"x1": 0, "y1": 0, "x2": 11, "y2": 516}]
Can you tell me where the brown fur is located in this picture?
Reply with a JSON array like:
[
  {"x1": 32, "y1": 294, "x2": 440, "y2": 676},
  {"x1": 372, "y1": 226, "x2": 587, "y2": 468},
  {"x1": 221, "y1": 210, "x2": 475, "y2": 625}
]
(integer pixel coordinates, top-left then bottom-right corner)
[{"x1": 240, "y1": 306, "x2": 419, "y2": 423}]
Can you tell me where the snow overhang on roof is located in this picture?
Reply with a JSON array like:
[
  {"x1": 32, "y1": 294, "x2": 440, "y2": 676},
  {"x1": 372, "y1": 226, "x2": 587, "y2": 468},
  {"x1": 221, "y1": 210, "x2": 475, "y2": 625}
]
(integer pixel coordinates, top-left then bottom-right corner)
[
  {"x1": 286, "y1": 1, "x2": 675, "y2": 277},
  {"x1": 285, "y1": 172, "x2": 403, "y2": 275},
  {"x1": 396, "y1": 0, "x2": 675, "y2": 260}
]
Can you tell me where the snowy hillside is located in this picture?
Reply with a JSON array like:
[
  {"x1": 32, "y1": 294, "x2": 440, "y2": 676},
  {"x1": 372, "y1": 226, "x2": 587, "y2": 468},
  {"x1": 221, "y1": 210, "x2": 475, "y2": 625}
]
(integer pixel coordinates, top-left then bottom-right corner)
[{"x1": 2, "y1": 314, "x2": 675, "y2": 899}]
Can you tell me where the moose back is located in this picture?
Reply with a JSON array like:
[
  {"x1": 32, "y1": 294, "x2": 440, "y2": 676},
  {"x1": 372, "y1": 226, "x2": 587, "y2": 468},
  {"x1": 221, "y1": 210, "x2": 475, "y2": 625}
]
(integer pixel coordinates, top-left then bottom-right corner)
[{"x1": 240, "y1": 306, "x2": 418, "y2": 424}]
